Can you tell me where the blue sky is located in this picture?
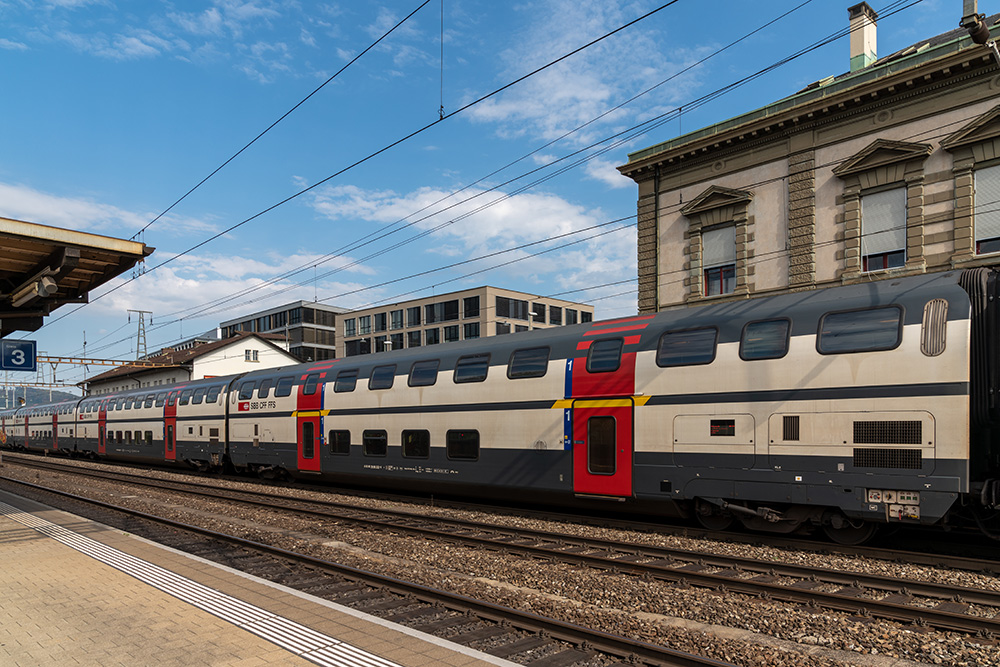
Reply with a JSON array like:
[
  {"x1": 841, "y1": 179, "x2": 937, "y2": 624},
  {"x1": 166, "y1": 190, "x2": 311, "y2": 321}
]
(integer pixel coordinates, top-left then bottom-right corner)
[{"x1": 0, "y1": 0, "x2": 966, "y2": 387}]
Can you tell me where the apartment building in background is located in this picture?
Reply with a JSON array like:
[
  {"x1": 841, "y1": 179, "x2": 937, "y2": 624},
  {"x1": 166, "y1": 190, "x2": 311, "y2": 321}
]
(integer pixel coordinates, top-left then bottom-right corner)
[{"x1": 337, "y1": 286, "x2": 594, "y2": 357}]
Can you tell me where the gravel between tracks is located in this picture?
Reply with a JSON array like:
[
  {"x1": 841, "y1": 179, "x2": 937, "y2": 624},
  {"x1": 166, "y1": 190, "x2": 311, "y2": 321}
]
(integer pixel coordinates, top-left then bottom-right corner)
[{"x1": 3, "y1": 458, "x2": 999, "y2": 667}]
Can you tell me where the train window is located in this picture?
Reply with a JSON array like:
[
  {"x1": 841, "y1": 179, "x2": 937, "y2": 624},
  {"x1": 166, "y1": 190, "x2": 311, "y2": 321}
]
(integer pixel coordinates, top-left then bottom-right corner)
[
  {"x1": 656, "y1": 328, "x2": 718, "y2": 367},
  {"x1": 454, "y1": 354, "x2": 490, "y2": 384},
  {"x1": 145, "y1": 394, "x2": 155, "y2": 409},
  {"x1": 116, "y1": 431, "x2": 123, "y2": 442},
  {"x1": 740, "y1": 319, "x2": 790, "y2": 361},
  {"x1": 921, "y1": 299, "x2": 948, "y2": 357},
  {"x1": 301, "y1": 422, "x2": 315, "y2": 459},
  {"x1": 329, "y1": 430, "x2": 351, "y2": 455},
  {"x1": 154, "y1": 393, "x2": 166, "y2": 408},
  {"x1": 363, "y1": 430, "x2": 387, "y2": 457},
  {"x1": 408, "y1": 360, "x2": 440, "y2": 387},
  {"x1": 817, "y1": 306, "x2": 902, "y2": 354},
  {"x1": 238, "y1": 381, "x2": 256, "y2": 400},
  {"x1": 192, "y1": 387, "x2": 206, "y2": 405},
  {"x1": 206, "y1": 386, "x2": 222, "y2": 403},
  {"x1": 303, "y1": 373, "x2": 321, "y2": 395},
  {"x1": 274, "y1": 376, "x2": 295, "y2": 397},
  {"x1": 507, "y1": 347, "x2": 550, "y2": 379},
  {"x1": 588, "y1": 417, "x2": 616, "y2": 474},
  {"x1": 179, "y1": 390, "x2": 193, "y2": 406},
  {"x1": 135, "y1": 430, "x2": 141, "y2": 443},
  {"x1": 145, "y1": 431, "x2": 153, "y2": 446},
  {"x1": 369, "y1": 365, "x2": 396, "y2": 390},
  {"x1": 168, "y1": 393, "x2": 177, "y2": 407},
  {"x1": 446, "y1": 430, "x2": 479, "y2": 461},
  {"x1": 402, "y1": 430, "x2": 430, "y2": 458},
  {"x1": 258, "y1": 379, "x2": 273, "y2": 399},
  {"x1": 587, "y1": 338, "x2": 623, "y2": 373},
  {"x1": 334, "y1": 370, "x2": 358, "y2": 393},
  {"x1": 117, "y1": 398, "x2": 126, "y2": 410}
]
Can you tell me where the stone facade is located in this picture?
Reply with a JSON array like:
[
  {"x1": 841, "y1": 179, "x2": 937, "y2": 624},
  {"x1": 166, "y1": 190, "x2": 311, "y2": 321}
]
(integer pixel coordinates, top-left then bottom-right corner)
[{"x1": 619, "y1": 17, "x2": 1000, "y2": 312}]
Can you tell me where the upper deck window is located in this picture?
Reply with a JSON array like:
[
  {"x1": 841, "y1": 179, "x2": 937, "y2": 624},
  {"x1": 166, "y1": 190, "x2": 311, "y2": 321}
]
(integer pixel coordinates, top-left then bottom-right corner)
[
  {"x1": 586, "y1": 338, "x2": 623, "y2": 373},
  {"x1": 656, "y1": 328, "x2": 717, "y2": 367},
  {"x1": 818, "y1": 306, "x2": 902, "y2": 354},
  {"x1": 740, "y1": 319, "x2": 790, "y2": 360},
  {"x1": 454, "y1": 354, "x2": 490, "y2": 384},
  {"x1": 507, "y1": 347, "x2": 549, "y2": 379},
  {"x1": 369, "y1": 365, "x2": 396, "y2": 390},
  {"x1": 238, "y1": 381, "x2": 255, "y2": 401},
  {"x1": 408, "y1": 360, "x2": 440, "y2": 387},
  {"x1": 334, "y1": 370, "x2": 358, "y2": 393},
  {"x1": 302, "y1": 373, "x2": 321, "y2": 396},
  {"x1": 274, "y1": 376, "x2": 294, "y2": 397}
]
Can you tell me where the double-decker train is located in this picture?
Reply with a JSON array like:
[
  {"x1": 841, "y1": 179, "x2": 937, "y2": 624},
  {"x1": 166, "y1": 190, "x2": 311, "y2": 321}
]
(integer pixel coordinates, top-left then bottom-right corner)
[{"x1": 4, "y1": 267, "x2": 1000, "y2": 544}]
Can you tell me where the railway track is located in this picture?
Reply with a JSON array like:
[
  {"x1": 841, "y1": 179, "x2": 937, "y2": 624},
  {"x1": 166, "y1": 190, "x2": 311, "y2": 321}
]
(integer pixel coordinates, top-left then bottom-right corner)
[
  {"x1": 0, "y1": 469, "x2": 736, "y2": 667},
  {"x1": 6, "y1": 454, "x2": 1000, "y2": 640}
]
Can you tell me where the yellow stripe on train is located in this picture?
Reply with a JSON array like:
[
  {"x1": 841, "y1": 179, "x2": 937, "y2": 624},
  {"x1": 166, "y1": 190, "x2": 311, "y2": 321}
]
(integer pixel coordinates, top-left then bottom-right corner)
[{"x1": 550, "y1": 396, "x2": 651, "y2": 409}]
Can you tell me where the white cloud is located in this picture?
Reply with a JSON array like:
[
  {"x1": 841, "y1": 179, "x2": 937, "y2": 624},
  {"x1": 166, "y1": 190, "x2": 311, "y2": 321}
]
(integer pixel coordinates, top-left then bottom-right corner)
[
  {"x1": 0, "y1": 182, "x2": 216, "y2": 237},
  {"x1": 464, "y1": 0, "x2": 705, "y2": 157},
  {"x1": 0, "y1": 38, "x2": 28, "y2": 50},
  {"x1": 86, "y1": 249, "x2": 381, "y2": 325},
  {"x1": 583, "y1": 158, "x2": 632, "y2": 189},
  {"x1": 56, "y1": 28, "x2": 179, "y2": 60},
  {"x1": 305, "y1": 183, "x2": 635, "y2": 295}
]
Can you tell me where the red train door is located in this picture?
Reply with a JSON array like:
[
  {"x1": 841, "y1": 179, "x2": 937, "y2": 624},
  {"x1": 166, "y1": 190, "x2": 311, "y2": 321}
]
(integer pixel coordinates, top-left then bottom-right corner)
[
  {"x1": 572, "y1": 399, "x2": 634, "y2": 498},
  {"x1": 98, "y1": 402, "x2": 107, "y2": 455},
  {"x1": 52, "y1": 413, "x2": 58, "y2": 451},
  {"x1": 164, "y1": 391, "x2": 177, "y2": 461},
  {"x1": 296, "y1": 371, "x2": 326, "y2": 473}
]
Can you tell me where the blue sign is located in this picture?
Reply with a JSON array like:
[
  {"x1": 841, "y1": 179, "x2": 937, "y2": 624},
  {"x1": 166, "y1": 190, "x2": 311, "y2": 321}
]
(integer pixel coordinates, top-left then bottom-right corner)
[{"x1": 1, "y1": 340, "x2": 37, "y2": 372}]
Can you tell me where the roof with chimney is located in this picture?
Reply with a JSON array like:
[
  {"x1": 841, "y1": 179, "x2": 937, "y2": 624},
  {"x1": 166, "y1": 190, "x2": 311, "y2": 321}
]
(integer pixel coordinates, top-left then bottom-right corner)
[{"x1": 621, "y1": 7, "x2": 1000, "y2": 173}]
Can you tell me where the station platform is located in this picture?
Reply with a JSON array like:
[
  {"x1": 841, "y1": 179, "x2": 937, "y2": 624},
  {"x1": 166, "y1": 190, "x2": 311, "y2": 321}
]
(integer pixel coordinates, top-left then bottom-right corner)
[{"x1": 0, "y1": 488, "x2": 517, "y2": 667}]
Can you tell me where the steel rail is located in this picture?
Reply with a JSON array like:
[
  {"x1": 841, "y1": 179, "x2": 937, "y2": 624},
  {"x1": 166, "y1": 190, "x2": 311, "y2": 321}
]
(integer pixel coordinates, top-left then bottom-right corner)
[
  {"x1": 0, "y1": 475, "x2": 735, "y2": 667},
  {"x1": 8, "y1": 457, "x2": 1000, "y2": 637}
]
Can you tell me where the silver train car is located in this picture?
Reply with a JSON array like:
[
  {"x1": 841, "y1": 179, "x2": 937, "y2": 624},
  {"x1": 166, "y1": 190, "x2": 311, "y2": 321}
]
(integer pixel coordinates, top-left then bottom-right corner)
[{"x1": 4, "y1": 268, "x2": 1000, "y2": 543}]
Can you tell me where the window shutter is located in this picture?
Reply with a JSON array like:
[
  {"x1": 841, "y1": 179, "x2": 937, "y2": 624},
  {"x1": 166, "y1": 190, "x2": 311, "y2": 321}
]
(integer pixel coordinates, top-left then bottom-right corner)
[
  {"x1": 976, "y1": 164, "x2": 1000, "y2": 242},
  {"x1": 702, "y1": 226, "x2": 735, "y2": 268},
  {"x1": 861, "y1": 187, "x2": 906, "y2": 255}
]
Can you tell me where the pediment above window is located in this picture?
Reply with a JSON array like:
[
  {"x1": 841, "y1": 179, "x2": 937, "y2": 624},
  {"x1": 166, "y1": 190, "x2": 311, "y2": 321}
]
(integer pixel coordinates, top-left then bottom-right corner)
[
  {"x1": 680, "y1": 185, "x2": 753, "y2": 217},
  {"x1": 832, "y1": 139, "x2": 932, "y2": 178},
  {"x1": 942, "y1": 105, "x2": 1000, "y2": 151}
]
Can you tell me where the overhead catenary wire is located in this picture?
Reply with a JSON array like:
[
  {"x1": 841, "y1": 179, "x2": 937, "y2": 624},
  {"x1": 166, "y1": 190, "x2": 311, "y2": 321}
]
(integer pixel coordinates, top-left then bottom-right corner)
[
  {"x1": 149, "y1": 0, "x2": 824, "y2": 325},
  {"x1": 41, "y1": 0, "x2": 685, "y2": 333},
  {"x1": 129, "y1": 0, "x2": 434, "y2": 241},
  {"x1": 55, "y1": 0, "x2": 931, "y2": 364},
  {"x1": 149, "y1": 0, "x2": 922, "y2": 327}
]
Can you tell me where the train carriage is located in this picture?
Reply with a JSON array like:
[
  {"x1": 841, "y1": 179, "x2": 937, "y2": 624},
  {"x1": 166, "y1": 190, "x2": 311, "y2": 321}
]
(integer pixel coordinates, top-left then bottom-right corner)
[{"x1": 5, "y1": 267, "x2": 1000, "y2": 543}]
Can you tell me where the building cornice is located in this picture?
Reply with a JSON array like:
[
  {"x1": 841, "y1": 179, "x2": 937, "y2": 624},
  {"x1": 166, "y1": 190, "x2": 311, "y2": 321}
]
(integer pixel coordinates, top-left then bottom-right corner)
[{"x1": 620, "y1": 43, "x2": 998, "y2": 181}]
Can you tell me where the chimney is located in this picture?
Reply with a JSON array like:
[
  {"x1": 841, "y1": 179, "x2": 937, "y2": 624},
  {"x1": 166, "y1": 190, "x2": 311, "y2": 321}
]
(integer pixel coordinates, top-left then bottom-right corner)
[{"x1": 848, "y1": 2, "x2": 878, "y2": 72}]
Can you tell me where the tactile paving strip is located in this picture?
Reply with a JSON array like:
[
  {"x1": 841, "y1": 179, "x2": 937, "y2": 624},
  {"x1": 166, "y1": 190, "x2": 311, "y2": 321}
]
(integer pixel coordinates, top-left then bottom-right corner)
[{"x1": 0, "y1": 500, "x2": 403, "y2": 667}]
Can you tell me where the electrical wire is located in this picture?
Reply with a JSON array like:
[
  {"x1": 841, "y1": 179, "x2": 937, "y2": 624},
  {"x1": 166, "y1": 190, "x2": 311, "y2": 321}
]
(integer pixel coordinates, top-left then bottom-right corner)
[{"x1": 130, "y1": 0, "x2": 434, "y2": 241}]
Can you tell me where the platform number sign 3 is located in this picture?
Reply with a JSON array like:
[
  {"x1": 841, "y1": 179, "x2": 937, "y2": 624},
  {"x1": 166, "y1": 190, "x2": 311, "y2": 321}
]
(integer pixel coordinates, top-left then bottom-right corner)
[{"x1": 1, "y1": 340, "x2": 37, "y2": 372}]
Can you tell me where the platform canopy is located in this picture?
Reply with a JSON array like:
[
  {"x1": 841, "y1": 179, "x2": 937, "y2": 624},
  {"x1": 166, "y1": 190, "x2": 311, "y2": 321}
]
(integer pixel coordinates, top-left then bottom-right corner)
[{"x1": 0, "y1": 216, "x2": 154, "y2": 337}]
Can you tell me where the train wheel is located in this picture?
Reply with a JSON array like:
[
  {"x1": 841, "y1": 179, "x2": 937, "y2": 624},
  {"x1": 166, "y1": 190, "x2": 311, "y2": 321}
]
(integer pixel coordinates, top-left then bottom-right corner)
[
  {"x1": 695, "y1": 500, "x2": 734, "y2": 531},
  {"x1": 822, "y1": 515, "x2": 877, "y2": 545}
]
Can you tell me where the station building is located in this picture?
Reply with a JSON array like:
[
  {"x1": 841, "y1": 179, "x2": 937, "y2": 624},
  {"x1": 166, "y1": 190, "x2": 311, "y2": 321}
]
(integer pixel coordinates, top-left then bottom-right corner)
[
  {"x1": 81, "y1": 332, "x2": 297, "y2": 395},
  {"x1": 618, "y1": 4, "x2": 1000, "y2": 313},
  {"x1": 337, "y1": 286, "x2": 594, "y2": 358}
]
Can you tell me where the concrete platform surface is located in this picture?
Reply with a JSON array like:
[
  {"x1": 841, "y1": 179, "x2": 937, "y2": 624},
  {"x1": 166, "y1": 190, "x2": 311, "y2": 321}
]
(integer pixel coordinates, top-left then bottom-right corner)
[{"x1": 0, "y1": 488, "x2": 517, "y2": 667}]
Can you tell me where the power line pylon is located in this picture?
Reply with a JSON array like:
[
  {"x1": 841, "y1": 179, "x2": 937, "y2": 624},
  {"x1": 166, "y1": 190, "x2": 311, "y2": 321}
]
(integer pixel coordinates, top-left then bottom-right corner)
[{"x1": 127, "y1": 310, "x2": 153, "y2": 360}]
